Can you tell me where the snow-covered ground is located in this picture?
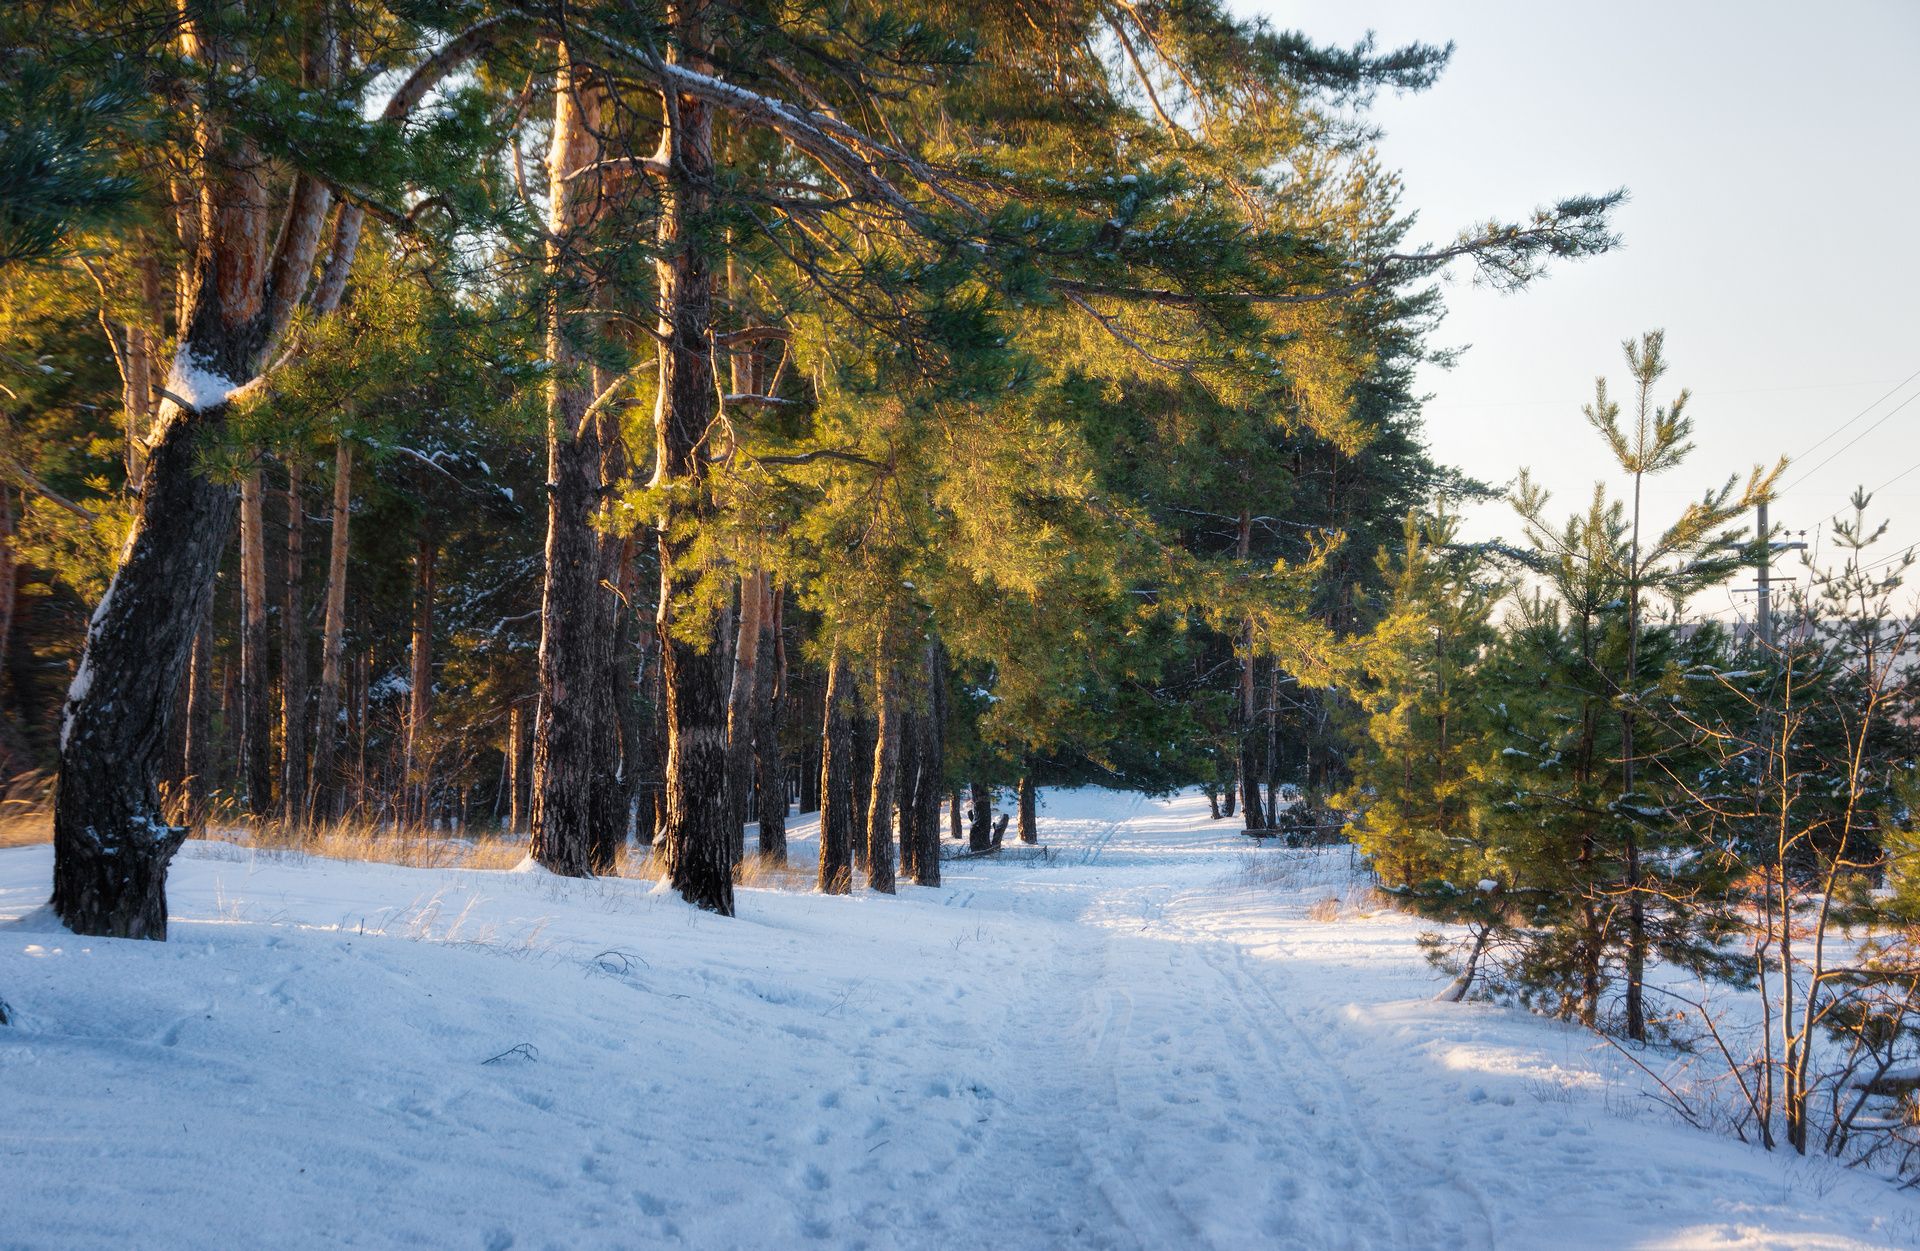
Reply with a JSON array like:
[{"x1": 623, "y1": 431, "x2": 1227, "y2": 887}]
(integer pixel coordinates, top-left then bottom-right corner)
[{"x1": 3, "y1": 789, "x2": 1917, "y2": 1250}]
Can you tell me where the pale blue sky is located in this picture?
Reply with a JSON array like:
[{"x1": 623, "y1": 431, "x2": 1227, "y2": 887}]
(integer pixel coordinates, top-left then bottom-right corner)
[{"x1": 1272, "y1": 0, "x2": 1920, "y2": 616}]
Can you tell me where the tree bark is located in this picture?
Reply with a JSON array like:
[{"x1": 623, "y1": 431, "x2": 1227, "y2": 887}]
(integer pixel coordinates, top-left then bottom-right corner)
[
  {"x1": 754, "y1": 581, "x2": 786, "y2": 863},
  {"x1": 950, "y1": 790, "x2": 962, "y2": 841},
  {"x1": 280, "y1": 459, "x2": 308, "y2": 824},
  {"x1": 908, "y1": 638, "x2": 945, "y2": 886},
  {"x1": 1018, "y1": 770, "x2": 1037, "y2": 844},
  {"x1": 797, "y1": 714, "x2": 820, "y2": 815},
  {"x1": 897, "y1": 700, "x2": 921, "y2": 884},
  {"x1": 309, "y1": 439, "x2": 351, "y2": 820},
  {"x1": 529, "y1": 50, "x2": 613, "y2": 877},
  {"x1": 181, "y1": 615, "x2": 212, "y2": 832},
  {"x1": 817, "y1": 647, "x2": 856, "y2": 894},
  {"x1": 0, "y1": 487, "x2": 13, "y2": 721},
  {"x1": 969, "y1": 781, "x2": 994, "y2": 853},
  {"x1": 608, "y1": 546, "x2": 647, "y2": 860},
  {"x1": 588, "y1": 534, "x2": 635, "y2": 873},
  {"x1": 238, "y1": 467, "x2": 273, "y2": 814},
  {"x1": 404, "y1": 531, "x2": 435, "y2": 824},
  {"x1": 50, "y1": 2, "x2": 394, "y2": 934},
  {"x1": 849, "y1": 692, "x2": 874, "y2": 871},
  {"x1": 724, "y1": 568, "x2": 766, "y2": 863},
  {"x1": 506, "y1": 702, "x2": 525, "y2": 834},
  {"x1": 864, "y1": 659, "x2": 898, "y2": 894},
  {"x1": 652, "y1": 23, "x2": 734, "y2": 913},
  {"x1": 1263, "y1": 659, "x2": 1281, "y2": 827}
]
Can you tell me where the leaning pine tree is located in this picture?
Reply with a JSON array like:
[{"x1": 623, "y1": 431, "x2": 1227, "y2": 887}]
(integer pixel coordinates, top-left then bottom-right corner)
[{"x1": 47, "y1": 0, "x2": 512, "y2": 937}]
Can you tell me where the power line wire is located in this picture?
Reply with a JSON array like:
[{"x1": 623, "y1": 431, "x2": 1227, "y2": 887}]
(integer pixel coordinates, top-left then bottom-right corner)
[
  {"x1": 1869, "y1": 454, "x2": 1920, "y2": 495},
  {"x1": 1781, "y1": 389, "x2": 1920, "y2": 495},
  {"x1": 1788, "y1": 364, "x2": 1920, "y2": 464}
]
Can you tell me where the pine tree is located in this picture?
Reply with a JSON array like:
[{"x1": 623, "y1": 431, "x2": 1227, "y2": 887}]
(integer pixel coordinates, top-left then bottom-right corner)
[{"x1": 1341, "y1": 506, "x2": 1503, "y2": 888}]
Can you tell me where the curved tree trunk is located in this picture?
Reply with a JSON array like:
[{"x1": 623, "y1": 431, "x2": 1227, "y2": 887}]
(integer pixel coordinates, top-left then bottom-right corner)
[
  {"x1": 529, "y1": 51, "x2": 611, "y2": 877},
  {"x1": 51, "y1": 5, "x2": 290, "y2": 935},
  {"x1": 53, "y1": 396, "x2": 241, "y2": 937},
  {"x1": 817, "y1": 647, "x2": 855, "y2": 894}
]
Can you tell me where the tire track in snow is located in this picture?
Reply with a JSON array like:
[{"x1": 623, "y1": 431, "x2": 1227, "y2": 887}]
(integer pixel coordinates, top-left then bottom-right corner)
[
  {"x1": 1200, "y1": 938, "x2": 1499, "y2": 1250},
  {"x1": 1078, "y1": 978, "x2": 1204, "y2": 1249},
  {"x1": 1075, "y1": 793, "x2": 1145, "y2": 867},
  {"x1": 947, "y1": 865, "x2": 1198, "y2": 1250}
]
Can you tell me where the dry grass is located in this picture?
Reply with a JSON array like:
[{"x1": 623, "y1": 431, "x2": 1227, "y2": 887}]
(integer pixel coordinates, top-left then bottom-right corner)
[
  {"x1": 1307, "y1": 896, "x2": 1342, "y2": 922},
  {"x1": 202, "y1": 817, "x2": 532, "y2": 872},
  {"x1": 199, "y1": 818, "x2": 820, "y2": 891},
  {"x1": 0, "y1": 812, "x2": 51, "y2": 848},
  {"x1": 5, "y1": 777, "x2": 805, "y2": 893},
  {"x1": 0, "y1": 772, "x2": 52, "y2": 848}
]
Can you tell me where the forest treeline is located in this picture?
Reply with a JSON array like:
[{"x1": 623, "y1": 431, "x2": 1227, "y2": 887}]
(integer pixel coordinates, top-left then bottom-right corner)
[
  {"x1": 6, "y1": 0, "x2": 1920, "y2": 1181},
  {"x1": 0, "y1": 0, "x2": 1618, "y2": 929}
]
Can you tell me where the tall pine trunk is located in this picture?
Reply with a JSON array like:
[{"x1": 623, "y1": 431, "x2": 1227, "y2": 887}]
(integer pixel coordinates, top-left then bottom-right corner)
[
  {"x1": 909, "y1": 639, "x2": 944, "y2": 886},
  {"x1": 753, "y1": 582, "x2": 786, "y2": 863},
  {"x1": 506, "y1": 703, "x2": 525, "y2": 835},
  {"x1": 724, "y1": 569, "x2": 766, "y2": 864},
  {"x1": 404, "y1": 533, "x2": 435, "y2": 824},
  {"x1": 0, "y1": 487, "x2": 13, "y2": 728},
  {"x1": 309, "y1": 440, "x2": 351, "y2": 820},
  {"x1": 588, "y1": 535, "x2": 634, "y2": 872},
  {"x1": 280, "y1": 460, "x2": 308, "y2": 824},
  {"x1": 529, "y1": 51, "x2": 612, "y2": 876},
  {"x1": 605, "y1": 542, "x2": 646, "y2": 863},
  {"x1": 817, "y1": 647, "x2": 856, "y2": 894},
  {"x1": 652, "y1": 24, "x2": 734, "y2": 913},
  {"x1": 896, "y1": 700, "x2": 921, "y2": 883},
  {"x1": 1018, "y1": 772, "x2": 1037, "y2": 844},
  {"x1": 864, "y1": 660, "x2": 898, "y2": 893},
  {"x1": 797, "y1": 717, "x2": 820, "y2": 815},
  {"x1": 238, "y1": 467, "x2": 273, "y2": 815},
  {"x1": 183, "y1": 617, "x2": 212, "y2": 832},
  {"x1": 969, "y1": 781, "x2": 993, "y2": 853}
]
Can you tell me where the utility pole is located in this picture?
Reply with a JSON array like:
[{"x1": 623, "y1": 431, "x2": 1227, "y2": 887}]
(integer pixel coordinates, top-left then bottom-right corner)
[
  {"x1": 1757, "y1": 499, "x2": 1772, "y2": 649},
  {"x1": 1752, "y1": 499, "x2": 1807, "y2": 649}
]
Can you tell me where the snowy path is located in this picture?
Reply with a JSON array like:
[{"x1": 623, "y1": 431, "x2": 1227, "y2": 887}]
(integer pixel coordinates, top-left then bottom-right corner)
[{"x1": 5, "y1": 789, "x2": 1920, "y2": 1249}]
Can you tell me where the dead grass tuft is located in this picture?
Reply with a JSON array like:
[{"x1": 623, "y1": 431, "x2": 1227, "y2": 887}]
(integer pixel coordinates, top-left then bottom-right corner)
[
  {"x1": 0, "y1": 774, "x2": 52, "y2": 847},
  {"x1": 201, "y1": 816, "x2": 530, "y2": 872}
]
